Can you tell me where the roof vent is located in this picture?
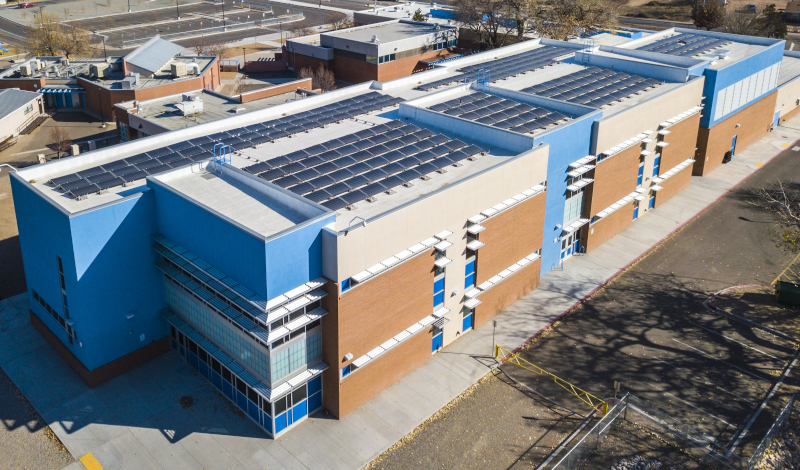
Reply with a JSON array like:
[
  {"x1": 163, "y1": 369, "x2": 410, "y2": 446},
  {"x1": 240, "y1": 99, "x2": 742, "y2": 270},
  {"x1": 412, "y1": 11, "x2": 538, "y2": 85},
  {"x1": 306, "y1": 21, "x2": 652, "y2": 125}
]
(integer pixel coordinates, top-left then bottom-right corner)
[
  {"x1": 372, "y1": 35, "x2": 380, "y2": 44},
  {"x1": 715, "y1": 49, "x2": 731, "y2": 60}
]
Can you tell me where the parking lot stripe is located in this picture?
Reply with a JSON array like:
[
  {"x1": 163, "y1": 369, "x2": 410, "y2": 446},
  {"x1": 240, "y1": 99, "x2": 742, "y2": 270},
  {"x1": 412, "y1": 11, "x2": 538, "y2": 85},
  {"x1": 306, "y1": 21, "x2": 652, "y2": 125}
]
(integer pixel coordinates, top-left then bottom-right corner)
[
  {"x1": 651, "y1": 357, "x2": 755, "y2": 403},
  {"x1": 671, "y1": 339, "x2": 771, "y2": 382},
  {"x1": 688, "y1": 321, "x2": 783, "y2": 361},
  {"x1": 79, "y1": 453, "x2": 102, "y2": 470}
]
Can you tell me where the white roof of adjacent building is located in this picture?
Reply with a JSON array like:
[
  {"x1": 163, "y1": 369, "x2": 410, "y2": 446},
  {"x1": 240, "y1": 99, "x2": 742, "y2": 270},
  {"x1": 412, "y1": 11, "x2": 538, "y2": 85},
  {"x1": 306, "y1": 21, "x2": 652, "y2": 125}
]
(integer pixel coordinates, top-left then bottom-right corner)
[
  {"x1": 0, "y1": 88, "x2": 39, "y2": 121},
  {"x1": 124, "y1": 35, "x2": 185, "y2": 75},
  {"x1": 323, "y1": 20, "x2": 454, "y2": 44}
]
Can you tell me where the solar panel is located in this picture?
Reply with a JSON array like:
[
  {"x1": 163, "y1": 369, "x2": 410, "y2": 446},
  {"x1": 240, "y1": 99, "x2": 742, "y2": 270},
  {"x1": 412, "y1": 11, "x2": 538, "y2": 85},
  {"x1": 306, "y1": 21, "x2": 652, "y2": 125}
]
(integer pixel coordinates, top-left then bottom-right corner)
[
  {"x1": 60, "y1": 179, "x2": 89, "y2": 192},
  {"x1": 76, "y1": 167, "x2": 105, "y2": 178},
  {"x1": 49, "y1": 173, "x2": 81, "y2": 186},
  {"x1": 86, "y1": 172, "x2": 115, "y2": 184},
  {"x1": 69, "y1": 184, "x2": 100, "y2": 198},
  {"x1": 145, "y1": 164, "x2": 171, "y2": 175},
  {"x1": 97, "y1": 177, "x2": 125, "y2": 190},
  {"x1": 321, "y1": 198, "x2": 348, "y2": 211},
  {"x1": 102, "y1": 160, "x2": 128, "y2": 172}
]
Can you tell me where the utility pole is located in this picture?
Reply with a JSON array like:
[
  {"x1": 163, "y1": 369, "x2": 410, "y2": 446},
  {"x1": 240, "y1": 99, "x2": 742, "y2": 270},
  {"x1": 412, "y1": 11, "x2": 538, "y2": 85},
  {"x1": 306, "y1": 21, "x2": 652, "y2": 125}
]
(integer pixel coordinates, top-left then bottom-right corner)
[
  {"x1": 176, "y1": 0, "x2": 180, "y2": 19},
  {"x1": 102, "y1": 36, "x2": 107, "y2": 58},
  {"x1": 242, "y1": 47, "x2": 246, "y2": 73},
  {"x1": 127, "y1": 0, "x2": 131, "y2": 13},
  {"x1": 222, "y1": 0, "x2": 227, "y2": 30}
]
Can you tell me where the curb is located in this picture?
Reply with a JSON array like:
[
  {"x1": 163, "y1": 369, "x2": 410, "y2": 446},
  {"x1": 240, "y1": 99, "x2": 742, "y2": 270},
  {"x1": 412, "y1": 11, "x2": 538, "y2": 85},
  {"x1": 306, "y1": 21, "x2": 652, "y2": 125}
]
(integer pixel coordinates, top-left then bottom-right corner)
[{"x1": 509, "y1": 136, "x2": 800, "y2": 357}]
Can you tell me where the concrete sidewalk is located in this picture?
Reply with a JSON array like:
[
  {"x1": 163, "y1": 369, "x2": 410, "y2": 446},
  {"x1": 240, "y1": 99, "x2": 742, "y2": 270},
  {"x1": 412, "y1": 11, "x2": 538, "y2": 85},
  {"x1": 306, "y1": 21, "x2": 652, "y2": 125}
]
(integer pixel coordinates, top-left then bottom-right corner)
[{"x1": 1, "y1": 118, "x2": 799, "y2": 470}]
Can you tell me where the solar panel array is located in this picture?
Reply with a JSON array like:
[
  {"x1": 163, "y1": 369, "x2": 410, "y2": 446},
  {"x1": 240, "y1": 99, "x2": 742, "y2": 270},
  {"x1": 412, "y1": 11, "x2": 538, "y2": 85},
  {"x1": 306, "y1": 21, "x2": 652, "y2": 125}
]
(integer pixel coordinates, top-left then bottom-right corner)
[
  {"x1": 47, "y1": 92, "x2": 404, "y2": 199},
  {"x1": 416, "y1": 46, "x2": 565, "y2": 91},
  {"x1": 636, "y1": 32, "x2": 731, "y2": 57},
  {"x1": 242, "y1": 119, "x2": 484, "y2": 211},
  {"x1": 520, "y1": 67, "x2": 660, "y2": 108},
  {"x1": 428, "y1": 92, "x2": 568, "y2": 134}
]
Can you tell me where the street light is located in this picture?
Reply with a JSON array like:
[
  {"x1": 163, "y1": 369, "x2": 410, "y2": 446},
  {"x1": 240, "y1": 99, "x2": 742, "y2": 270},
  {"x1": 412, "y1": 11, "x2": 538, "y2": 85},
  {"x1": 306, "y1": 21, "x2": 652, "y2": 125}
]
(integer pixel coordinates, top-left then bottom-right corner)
[
  {"x1": 127, "y1": 0, "x2": 131, "y2": 13},
  {"x1": 242, "y1": 47, "x2": 246, "y2": 73},
  {"x1": 176, "y1": 0, "x2": 180, "y2": 20}
]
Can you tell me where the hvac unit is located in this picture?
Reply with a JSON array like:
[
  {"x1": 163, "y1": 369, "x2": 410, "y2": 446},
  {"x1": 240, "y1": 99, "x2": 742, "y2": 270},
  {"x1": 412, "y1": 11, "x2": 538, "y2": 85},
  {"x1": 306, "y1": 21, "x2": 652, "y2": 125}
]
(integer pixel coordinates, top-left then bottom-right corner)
[
  {"x1": 127, "y1": 72, "x2": 140, "y2": 85},
  {"x1": 29, "y1": 59, "x2": 40, "y2": 71},
  {"x1": 171, "y1": 62, "x2": 187, "y2": 77},
  {"x1": 91, "y1": 63, "x2": 109, "y2": 78},
  {"x1": 175, "y1": 95, "x2": 203, "y2": 116},
  {"x1": 187, "y1": 62, "x2": 200, "y2": 74},
  {"x1": 19, "y1": 64, "x2": 31, "y2": 76},
  {"x1": 61, "y1": 58, "x2": 69, "y2": 66},
  {"x1": 120, "y1": 76, "x2": 136, "y2": 89}
]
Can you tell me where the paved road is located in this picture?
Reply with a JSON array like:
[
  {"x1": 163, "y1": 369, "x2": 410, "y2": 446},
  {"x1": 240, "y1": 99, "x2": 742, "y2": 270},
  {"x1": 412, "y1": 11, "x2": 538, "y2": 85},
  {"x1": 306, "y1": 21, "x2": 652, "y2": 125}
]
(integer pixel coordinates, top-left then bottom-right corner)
[
  {"x1": 372, "y1": 142, "x2": 800, "y2": 469},
  {"x1": 0, "y1": 17, "x2": 28, "y2": 48}
]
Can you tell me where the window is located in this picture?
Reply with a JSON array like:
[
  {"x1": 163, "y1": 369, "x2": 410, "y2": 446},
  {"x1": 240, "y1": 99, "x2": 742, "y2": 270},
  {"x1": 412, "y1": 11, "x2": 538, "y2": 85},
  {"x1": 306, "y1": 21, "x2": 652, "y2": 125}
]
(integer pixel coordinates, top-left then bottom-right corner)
[
  {"x1": 292, "y1": 384, "x2": 307, "y2": 404},
  {"x1": 434, "y1": 274, "x2": 445, "y2": 309},
  {"x1": 563, "y1": 193, "x2": 584, "y2": 225},
  {"x1": 221, "y1": 365, "x2": 232, "y2": 383},
  {"x1": 275, "y1": 394, "x2": 289, "y2": 415},
  {"x1": 198, "y1": 348, "x2": 208, "y2": 364},
  {"x1": 119, "y1": 122, "x2": 129, "y2": 142},
  {"x1": 31, "y1": 288, "x2": 77, "y2": 342},
  {"x1": 341, "y1": 278, "x2": 351, "y2": 293},
  {"x1": 464, "y1": 258, "x2": 476, "y2": 289},
  {"x1": 342, "y1": 364, "x2": 352, "y2": 378},
  {"x1": 235, "y1": 376, "x2": 247, "y2": 394},
  {"x1": 377, "y1": 53, "x2": 396, "y2": 64},
  {"x1": 637, "y1": 163, "x2": 644, "y2": 187},
  {"x1": 652, "y1": 156, "x2": 660, "y2": 177},
  {"x1": 24, "y1": 103, "x2": 34, "y2": 115},
  {"x1": 211, "y1": 357, "x2": 221, "y2": 374},
  {"x1": 248, "y1": 387, "x2": 258, "y2": 404},
  {"x1": 366, "y1": 55, "x2": 378, "y2": 64},
  {"x1": 306, "y1": 331, "x2": 322, "y2": 363}
]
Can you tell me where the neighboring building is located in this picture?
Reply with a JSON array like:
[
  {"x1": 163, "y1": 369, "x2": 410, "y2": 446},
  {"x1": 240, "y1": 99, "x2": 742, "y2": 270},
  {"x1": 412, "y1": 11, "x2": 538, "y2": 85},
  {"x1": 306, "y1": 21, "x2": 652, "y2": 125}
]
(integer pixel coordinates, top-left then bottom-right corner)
[
  {"x1": 0, "y1": 36, "x2": 220, "y2": 122},
  {"x1": 11, "y1": 34, "x2": 800, "y2": 439},
  {"x1": 286, "y1": 20, "x2": 458, "y2": 83},
  {"x1": 114, "y1": 78, "x2": 313, "y2": 141},
  {"x1": 0, "y1": 88, "x2": 44, "y2": 144}
]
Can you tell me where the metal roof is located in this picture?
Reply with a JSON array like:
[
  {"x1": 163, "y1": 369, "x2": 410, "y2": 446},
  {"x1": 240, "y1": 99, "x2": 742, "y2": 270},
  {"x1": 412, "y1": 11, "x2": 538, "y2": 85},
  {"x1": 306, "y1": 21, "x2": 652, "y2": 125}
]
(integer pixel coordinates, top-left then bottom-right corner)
[
  {"x1": 0, "y1": 88, "x2": 40, "y2": 122},
  {"x1": 124, "y1": 35, "x2": 184, "y2": 75}
]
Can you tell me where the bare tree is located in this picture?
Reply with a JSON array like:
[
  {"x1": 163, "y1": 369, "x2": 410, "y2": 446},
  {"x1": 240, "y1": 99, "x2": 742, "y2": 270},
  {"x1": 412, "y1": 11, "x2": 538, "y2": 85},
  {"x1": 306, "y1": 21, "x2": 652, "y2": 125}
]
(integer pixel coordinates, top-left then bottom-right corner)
[
  {"x1": 691, "y1": 0, "x2": 725, "y2": 31},
  {"x1": 506, "y1": 0, "x2": 539, "y2": 39},
  {"x1": 26, "y1": 12, "x2": 91, "y2": 58},
  {"x1": 288, "y1": 21, "x2": 315, "y2": 38},
  {"x1": 189, "y1": 36, "x2": 229, "y2": 58},
  {"x1": 299, "y1": 64, "x2": 336, "y2": 91},
  {"x1": 532, "y1": 0, "x2": 619, "y2": 41},
  {"x1": 49, "y1": 127, "x2": 73, "y2": 158},
  {"x1": 749, "y1": 180, "x2": 800, "y2": 251},
  {"x1": 454, "y1": 0, "x2": 515, "y2": 50},
  {"x1": 722, "y1": 4, "x2": 786, "y2": 38},
  {"x1": 330, "y1": 12, "x2": 353, "y2": 30}
]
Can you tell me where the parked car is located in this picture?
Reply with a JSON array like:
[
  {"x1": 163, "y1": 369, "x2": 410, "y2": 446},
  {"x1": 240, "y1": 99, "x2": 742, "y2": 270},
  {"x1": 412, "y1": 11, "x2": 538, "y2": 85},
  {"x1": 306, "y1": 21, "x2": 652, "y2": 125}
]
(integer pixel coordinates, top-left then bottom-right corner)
[
  {"x1": 745, "y1": 3, "x2": 758, "y2": 12},
  {"x1": 18, "y1": 3, "x2": 36, "y2": 8}
]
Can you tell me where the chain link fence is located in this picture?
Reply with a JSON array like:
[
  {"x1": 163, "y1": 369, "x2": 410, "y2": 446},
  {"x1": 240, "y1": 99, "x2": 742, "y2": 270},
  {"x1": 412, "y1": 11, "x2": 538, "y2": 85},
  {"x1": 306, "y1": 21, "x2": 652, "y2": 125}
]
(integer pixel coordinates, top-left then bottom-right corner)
[{"x1": 540, "y1": 393, "x2": 799, "y2": 470}]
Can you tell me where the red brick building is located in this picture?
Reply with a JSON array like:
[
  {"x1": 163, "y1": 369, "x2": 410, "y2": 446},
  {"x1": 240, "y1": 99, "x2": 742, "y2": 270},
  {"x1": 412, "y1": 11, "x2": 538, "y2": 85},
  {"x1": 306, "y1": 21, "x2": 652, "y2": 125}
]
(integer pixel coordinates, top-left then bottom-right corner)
[{"x1": 286, "y1": 20, "x2": 458, "y2": 84}]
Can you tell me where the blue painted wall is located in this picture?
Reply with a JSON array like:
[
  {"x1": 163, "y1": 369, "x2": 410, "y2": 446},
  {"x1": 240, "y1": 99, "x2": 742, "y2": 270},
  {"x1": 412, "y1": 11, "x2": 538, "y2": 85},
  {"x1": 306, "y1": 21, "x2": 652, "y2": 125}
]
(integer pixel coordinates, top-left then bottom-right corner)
[
  {"x1": 264, "y1": 215, "x2": 333, "y2": 300},
  {"x1": 533, "y1": 110, "x2": 602, "y2": 276},
  {"x1": 150, "y1": 180, "x2": 334, "y2": 301},
  {"x1": 12, "y1": 177, "x2": 166, "y2": 371},
  {"x1": 150, "y1": 182, "x2": 270, "y2": 298},
  {"x1": 700, "y1": 42, "x2": 784, "y2": 128}
]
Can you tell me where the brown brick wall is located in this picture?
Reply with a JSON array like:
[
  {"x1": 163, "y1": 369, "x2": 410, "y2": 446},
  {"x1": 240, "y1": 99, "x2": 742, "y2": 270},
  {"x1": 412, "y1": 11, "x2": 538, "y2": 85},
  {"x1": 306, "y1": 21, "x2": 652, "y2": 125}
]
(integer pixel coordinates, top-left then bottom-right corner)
[
  {"x1": 239, "y1": 78, "x2": 312, "y2": 103},
  {"x1": 320, "y1": 251, "x2": 436, "y2": 418},
  {"x1": 475, "y1": 193, "x2": 546, "y2": 286},
  {"x1": 376, "y1": 49, "x2": 458, "y2": 82},
  {"x1": 331, "y1": 55, "x2": 377, "y2": 84},
  {"x1": 581, "y1": 201, "x2": 635, "y2": 252},
  {"x1": 30, "y1": 310, "x2": 170, "y2": 388},
  {"x1": 654, "y1": 164, "x2": 692, "y2": 208},
  {"x1": 473, "y1": 258, "x2": 541, "y2": 329},
  {"x1": 0, "y1": 78, "x2": 45, "y2": 92},
  {"x1": 695, "y1": 91, "x2": 777, "y2": 176},
  {"x1": 659, "y1": 113, "x2": 700, "y2": 173},
  {"x1": 585, "y1": 145, "x2": 640, "y2": 217},
  {"x1": 289, "y1": 53, "x2": 332, "y2": 76},
  {"x1": 337, "y1": 326, "x2": 432, "y2": 417}
]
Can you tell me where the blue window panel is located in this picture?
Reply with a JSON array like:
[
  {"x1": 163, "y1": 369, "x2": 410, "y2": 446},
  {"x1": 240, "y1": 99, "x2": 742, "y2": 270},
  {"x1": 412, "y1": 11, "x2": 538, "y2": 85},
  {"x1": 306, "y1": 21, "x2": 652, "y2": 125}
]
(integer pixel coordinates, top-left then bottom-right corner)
[
  {"x1": 633, "y1": 207, "x2": 639, "y2": 220},
  {"x1": 199, "y1": 361, "x2": 209, "y2": 380},
  {"x1": 275, "y1": 412, "x2": 288, "y2": 434},
  {"x1": 648, "y1": 197, "x2": 655, "y2": 209},
  {"x1": 462, "y1": 314, "x2": 473, "y2": 332},
  {"x1": 236, "y1": 390, "x2": 248, "y2": 411},
  {"x1": 432, "y1": 333, "x2": 443, "y2": 352},
  {"x1": 308, "y1": 376, "x2": 322, "y2": 396},
  {"x1": 342, "y1": 365, "x2": 351, "y2": 378},
  {"x1": 212, "y1": 371, "x2": 222, "y2": 390},
  {"x1": 223, "y1": 379, "x2": 234, "y2": 401},
  {"x1": 287, "y1": 408, "x2": 294, "y2": 426},
  {"x1": 434, "y1": 278, "x2": 444, "y2": 292},
  {"x1": 652, "y1": 157, "x2": 660, "y2": 177},
  {"x1": 308, "y1": 391, "x2": 323, "y2": 413},
  {"x1": 637, "y1": 174, "x2": 643, "y2": 186},
  {"x1": 341, "y1": 278, "x2": 351, "y2": 293},
  {"x1": 262, "y1": 411, "x2": 273, "y2": 434},
  {"x1": 464, "y1": 273, "x2": 475, "y2": 289},
  {"x1": 248, "y1": 399, "x2": 260, "y2": 423},
  {"x1": 293, "y1": 400, "x2": 308, "y2": 421},
  {"x1": 433, "y1": 291, "x2": 444, "y2": 307},
  {"x1": 189, "y1": 352, "x2": 199, "y2": 370}
]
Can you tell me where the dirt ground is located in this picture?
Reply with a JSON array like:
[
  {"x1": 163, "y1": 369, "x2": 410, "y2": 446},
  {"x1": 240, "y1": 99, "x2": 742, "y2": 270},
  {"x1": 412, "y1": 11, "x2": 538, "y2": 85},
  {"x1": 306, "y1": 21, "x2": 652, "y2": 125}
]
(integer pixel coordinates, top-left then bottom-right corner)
[
  {"x1": 621, "y1": 0, "x2": 790, "y2": 22},
  {"x1": 0, "y1": 112, "x2": 119, "y2": 301}
]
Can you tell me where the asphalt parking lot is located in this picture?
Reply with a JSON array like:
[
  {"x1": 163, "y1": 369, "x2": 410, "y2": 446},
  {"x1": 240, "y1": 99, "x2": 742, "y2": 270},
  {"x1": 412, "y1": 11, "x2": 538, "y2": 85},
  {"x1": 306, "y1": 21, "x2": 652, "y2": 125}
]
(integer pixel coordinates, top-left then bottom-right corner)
[{"x1": 372, "y1": 142, "x2": 800, "y2": 469}]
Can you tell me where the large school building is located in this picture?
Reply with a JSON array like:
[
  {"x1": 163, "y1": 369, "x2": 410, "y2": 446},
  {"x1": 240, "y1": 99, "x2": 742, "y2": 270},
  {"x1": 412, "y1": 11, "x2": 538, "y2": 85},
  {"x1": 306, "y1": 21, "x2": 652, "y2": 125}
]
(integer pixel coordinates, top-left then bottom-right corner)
[{"x1": 11, "y1": 27, "x2": 800, "y2": 437}]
